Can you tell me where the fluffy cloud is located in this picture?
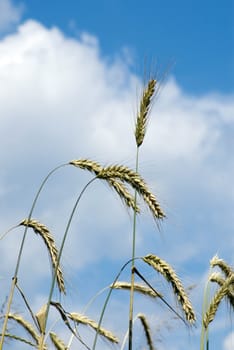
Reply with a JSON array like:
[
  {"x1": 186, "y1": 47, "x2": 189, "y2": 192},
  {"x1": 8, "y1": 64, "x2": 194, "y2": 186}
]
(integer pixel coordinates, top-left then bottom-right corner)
[
  {"x1": 224, "y1": 332, "x2": 234, "y2": 350},
  {"x1": 0, "y1": 0, "x2": 23, "y2": 32}
]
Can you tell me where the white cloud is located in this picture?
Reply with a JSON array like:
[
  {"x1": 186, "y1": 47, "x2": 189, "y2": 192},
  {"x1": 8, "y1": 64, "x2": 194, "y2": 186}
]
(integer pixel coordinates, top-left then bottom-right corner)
[
  {"x1": 224, "y1": 332, "x2": 234, "y2": 350},
  {"x1": 0, "y1": 0, "x2": 23, "y2": 32},
  {"x1": 0, "y1": 19, "x2": 233, "y2": 350}
]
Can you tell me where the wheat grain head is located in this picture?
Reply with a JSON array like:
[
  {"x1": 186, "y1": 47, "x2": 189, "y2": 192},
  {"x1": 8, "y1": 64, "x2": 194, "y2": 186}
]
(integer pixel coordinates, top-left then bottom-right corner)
[
  {"x1": 98, "y1": 164, "x2": 165, "y2": 219},
  {"x1": 135, "y1": 79, "x2": 157, "y2": 147},
  {"x1": 110, "y1": 281, "x2": 162, "y2": 298},
  {"x1": 142, "y1": 254, "x2": 195, "y2": 323},
  {"x1": 68, "y1": 312, "x2": 119, "y2": 344},
  {"x1": 137, "y1": 313, "x2": 155, "y2": 350},
  {"x1": 49, "y1": 332, "x2": 67, "y2": 350},
  {"x1": 20, "y1": 219, "x2": 65, "y2": 294}
]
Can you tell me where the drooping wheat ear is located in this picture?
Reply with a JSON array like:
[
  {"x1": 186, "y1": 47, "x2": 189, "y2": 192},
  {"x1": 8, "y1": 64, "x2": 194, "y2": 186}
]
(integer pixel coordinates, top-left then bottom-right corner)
[
  {"x1": 7, "y1": 313, "x2": 40, "y2": 344},
  {"x1": 68, "y1": 313, "x2": 119, "y2": 344},
  {"x1": 0, "y1": 333, "x2": 37, "y2": 347},
  {"x1": 203, "y1": 274, "x2": 234, "y2": 329},
  {"x1": 135, "y1": 79, "x2": 157, "y2": 147},
  {"x1": 110, "y1": 281, "x2": 162, "y2": 298},
  {"x1": 137, "y1": 313, "x2": 155, "y2": 350},
  {"x1": 70, "y1": 159, "x2": 140, "y2": 212},
  {"x1": 142, "y1": 254, "x2": 196, "y2": 323},
  {"x1": 210, "y1": 255, "x2": 233, "y2": 277},
  {"x1": 50, "y1": 332, "x2": 67, "y2": 350},
  {"x1": 98, "y1": 165, "x2": 166, "y2": 219},
  {"x1": 20, "y1": 219, "x2": 65, "y2": 294}
]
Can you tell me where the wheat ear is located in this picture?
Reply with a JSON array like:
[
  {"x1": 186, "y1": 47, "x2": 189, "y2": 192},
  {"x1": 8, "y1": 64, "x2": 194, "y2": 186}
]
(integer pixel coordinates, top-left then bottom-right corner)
[
  {"x1": 203, "y1": 273, "x2": 234, "y2": 329},
  {"x1": 69, "y1": 159, "x2": 140, "y2": 212},
  {"x1": 137, "y1": 313, "x2": 155, "y2": 350},
  {"x1": 50, "y1": 332, "x2": 67, "y2": 350},
  {"x1": 68, "y1": 313, "x2": 119, "y2": 344},
  {"x1": 7, "y1": 313, "x2": 40, "y2": 344},
  {"x1": 210, "y1": 255, "x2": 233, "y2": 277},
  {"x1": 110, "y1": 281, "x2": 162, "y2": 298},
  {"x1": 98, "y1": 165, "x2": 165, "y2": 219},
  {"x1": 143, "y1": 254, "x2": 195, "y2": 323},
  {"x1": 20, "y1": 219, "x2": 65, "y2": 294},
  {"x1": 135, "y1": 79, "x2": 156, "y2": 147},
  {"x1": 0, "y1": 333, "x2": 37, "y2": 347}
]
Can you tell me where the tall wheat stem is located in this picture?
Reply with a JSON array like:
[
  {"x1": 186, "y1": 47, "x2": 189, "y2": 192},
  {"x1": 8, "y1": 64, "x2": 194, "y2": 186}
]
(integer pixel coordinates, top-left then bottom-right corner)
[
  {"x1": 39, "y1": 176, "x2": 97, "y2": 350},
  {"x1": 128, "y1": 147, "x2": 140, "y2": 350},
  {"x1": 0, "y1": 163, "x2": 67, "y2": 349},
  {"x1": 200, "y1": 271, "x2": 211, "y2": 350}
]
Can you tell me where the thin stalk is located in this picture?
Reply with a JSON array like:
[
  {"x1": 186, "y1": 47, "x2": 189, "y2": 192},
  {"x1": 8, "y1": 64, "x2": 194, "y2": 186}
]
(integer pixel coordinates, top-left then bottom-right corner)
[
  {"x1": 200, "y1": 271, "x2": 211, "y2": 350},
  {"x1": 128, "y1": 147, "x2": 140, "y2": 350},
  {"x1": 92, "y1": 258, "x2": 140, "y2": 350},
  {"x1": 0, "y1": 163, "x2": 68, "y2": 349},
  {"x1": 39, "y1": 176, "x2": 97, "y2": 350}
]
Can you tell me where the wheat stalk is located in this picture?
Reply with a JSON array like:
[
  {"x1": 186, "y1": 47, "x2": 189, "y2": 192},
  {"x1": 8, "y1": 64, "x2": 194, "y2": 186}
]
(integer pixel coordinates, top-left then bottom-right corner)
[
  {"x1": 110, "y1": 281, "x2": 162, "y2": 298},
  {"x1": 142, "y1": 254, "x2": 196, "y2": 323},
  {"x1": 20, "y1": 219, "x2": 65, "y2": 294},
  {"x1": 137, "y1": 313, "x2": 155, "y2": 350},
  {"x1": 203, "y1": 274, "x2": 234, "y2": 329},
  {"x1": 50, "y1": 332, "x2": 67, "y2": 350},
  {"x1": 135, "y1": 79, "x2": 157, "y2": 147},
  {"x1": 98, "y1": 165, "x2": 165, "y2": 219},
  {"x1": 68, "y1": 312, "x2": 119, "y2": 344}
]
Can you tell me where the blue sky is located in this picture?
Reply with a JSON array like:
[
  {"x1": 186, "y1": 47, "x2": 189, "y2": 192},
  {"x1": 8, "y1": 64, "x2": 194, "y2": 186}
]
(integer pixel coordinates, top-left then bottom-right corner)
[
  {"x1": 0, "y1": 1, "x2": 233, "y2": 349},
  {"x1": 23, "y1": 0, "x2": 234, "y2": 94}
]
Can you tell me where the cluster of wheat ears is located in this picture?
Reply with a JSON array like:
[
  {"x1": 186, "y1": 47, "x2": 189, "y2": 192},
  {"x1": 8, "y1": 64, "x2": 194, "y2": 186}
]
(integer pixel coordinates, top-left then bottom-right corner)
[{"x1": 0, "y1": 78, "x2": 233, "y2": 350}]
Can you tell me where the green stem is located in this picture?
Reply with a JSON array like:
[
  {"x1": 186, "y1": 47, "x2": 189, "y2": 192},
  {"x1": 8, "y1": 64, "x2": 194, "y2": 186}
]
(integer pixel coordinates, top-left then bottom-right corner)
[
  {"x1": 39, "y1": 177, "x2": 97, "y2": 349},
  {"x1": 92, "y1": 258, "x2": 140, "y2": 350},
  {"x1": 0, "y1": 163, "x2": 68, "y2": 349},
  {"x1": 128, "y1": 146, "x2": 140, "y2": 350},
  {"x1": 200, "y1": 270, "x2": 211, "y2": 350}
]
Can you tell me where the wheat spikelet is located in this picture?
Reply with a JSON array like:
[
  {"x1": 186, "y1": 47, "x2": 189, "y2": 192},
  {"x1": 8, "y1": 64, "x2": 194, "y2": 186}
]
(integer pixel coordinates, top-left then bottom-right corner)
[
  {"x1": 50, "y1": 332, "x2": 67, "y2": 350},
  {"x1": 107, "y1": 178, "x2": 140, "y2": 213},
  {"x1": 20, "y1": 219, "x2": 65, "y2": 294},
  {"x1": 203, "y1": 274, "x2": 234, "y2": 329},
  {"x1": 210, "y1": 255, "x2": 233, "y2": 277},
  {"x1": 98, "y1": 165, "x2": 165, "y2": 219},
  {"x1": 137, "y1": 313, "x2": 155, "y2": 350},
  {"x1": 135, "y1": 79, "x2": 156, "y2": 147},
  {"x1": 68, "y1": 312, "x2": 119, "y2": 344},
  {"x1": 209, "y1": 272, "x2": 225, "y2": 286},
  {"x1": 110, "y1": 281, "x2": 162, "y2": 298},
  {"x1": 69, "y1": 159, "x2": 102, "y2": 175},
  {"x1": 143, "y1": 254, "x2": 195, "y2": 323},
  {"x1": 8, "y1": 313, "x2": 40, "y2": 344}
]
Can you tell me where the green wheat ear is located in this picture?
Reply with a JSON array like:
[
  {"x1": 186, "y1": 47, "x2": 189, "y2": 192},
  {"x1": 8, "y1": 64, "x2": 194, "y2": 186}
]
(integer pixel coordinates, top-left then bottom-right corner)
[{"x1": 135, "y1": 79, "x2": 157, "y2": 147}]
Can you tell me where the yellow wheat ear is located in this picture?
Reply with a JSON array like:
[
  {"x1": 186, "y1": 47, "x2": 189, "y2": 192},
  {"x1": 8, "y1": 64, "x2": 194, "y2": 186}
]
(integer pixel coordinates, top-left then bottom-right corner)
[{"x1": 20, "y1": 219, "x2": 66, "y2": 294}]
